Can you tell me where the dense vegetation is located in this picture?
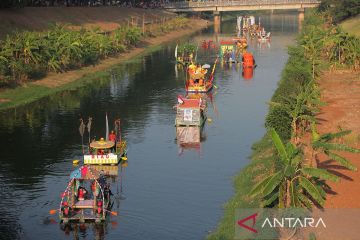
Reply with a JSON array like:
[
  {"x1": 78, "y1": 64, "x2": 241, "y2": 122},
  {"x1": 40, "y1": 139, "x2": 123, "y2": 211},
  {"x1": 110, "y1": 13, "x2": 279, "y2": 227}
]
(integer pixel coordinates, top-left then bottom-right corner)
[
  {"x1": 259, "y1": 9, "x2": 360, "y2": 210},
  {"x1": 209, "y1": 6, "x2": 360, "y2": 240},
  {"x1": 0, "y1": 17, "x2": 189, "y2": 87},
  {"x1": 266, "y1": 10, "x2": 360, "y2": 141},
  {"x1": 318, "y1": 0, "x2": 360, "y2": 23}
]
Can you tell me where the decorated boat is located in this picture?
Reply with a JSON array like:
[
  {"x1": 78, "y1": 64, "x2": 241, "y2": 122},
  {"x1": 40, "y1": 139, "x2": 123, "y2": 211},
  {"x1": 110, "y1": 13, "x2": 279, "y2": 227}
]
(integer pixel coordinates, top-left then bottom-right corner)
[
  {"x1": 201, "y1": 40, "x2": 215, "y2": 50},
  {"x1": 79, "y1": 117, "x2": 127, "y2": 165},
  {"x1": 186, "y1": 59, "x2": 217, "y2": 93},
  {"x1": 175, "y1": 43, "x2": 197, "y2": 65},
  {"x1": 175, "y1": 95, "x2": 207, "y2": 127},
  {"x1": 219, "y1": 39, "x2": 245, "y2": 63},
  {"x1": 219, "y1": 40, "x2": 235, "y2": 59},
  {"x1": 242, "y1": 15, "x2": 255, "y2": 31},
  {"x1": 258, "y1": 31, "x2": 271, "y2": 42},
  {"x1": 57, "y1": 165, "x2": 116, "y2": 223}
]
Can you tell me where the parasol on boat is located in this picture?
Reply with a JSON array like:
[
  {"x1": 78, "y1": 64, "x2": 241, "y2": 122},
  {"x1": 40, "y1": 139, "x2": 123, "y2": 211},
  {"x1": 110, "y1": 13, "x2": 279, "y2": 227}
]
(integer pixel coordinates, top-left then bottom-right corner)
[
  {"x1": 202, "y1": 64, "x2": 211, "y2": 69},
  {"x1": 90, "y1": 138, "x2": 115, "y2": 149}
]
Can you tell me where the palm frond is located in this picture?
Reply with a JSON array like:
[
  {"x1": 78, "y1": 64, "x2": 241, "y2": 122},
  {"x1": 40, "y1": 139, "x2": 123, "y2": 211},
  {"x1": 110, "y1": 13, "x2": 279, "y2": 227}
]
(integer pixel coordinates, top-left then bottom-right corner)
[
  {"x1": 261, "y1": 191, "x2": 279, "y2": 207},
  {"x1": 319, "y1": 130, "x2": 352, "y2": 141},
  {"x1": 314, "y1": 142, "x2": 360, "y2": 153},
  {"x1": 299, "y1": 176, "x2": 325, "y2": 206},
  {"x1": 327, "y1": 152, "x2": 358, "y2": 171},
  {"x1": 270, "y1": 128, "x2": 289, "y2": 164},
  {"x1": 301, "y1": 167, "x2": 339, "y2": 182},
  {"x1": 250, "y1": 174, "x2": 273, "y2": 197},
  {"x1": 262, "y1": 171, "x2": 284, "y2": 197},
  {"x1": 298, "y1": 193, "x2": 313, "y2": 209}
]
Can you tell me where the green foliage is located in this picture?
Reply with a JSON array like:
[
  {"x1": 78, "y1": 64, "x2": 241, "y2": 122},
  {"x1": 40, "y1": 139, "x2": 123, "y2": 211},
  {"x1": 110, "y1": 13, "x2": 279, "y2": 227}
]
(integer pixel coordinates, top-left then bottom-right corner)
[
  {"x1": 311, "y1": 124, "x2": 360, "y2": 171},
  {"x1": 178, "y1": 43, "x2": 197, "y2": 55},
  {"x1": 265, "y1": 44, "x2": 314, "y2": 141},
  {"x1": 318, "y1": 0, "x2": 360, "y2": 23},
  {"x1": 0, "y1": 17, "x2": 190, "y2": 87},
  {"x1": 266, "y1": 10, "x2": 360, "y2": 141},
  {"x1": 0, "y1": 24, "x2": 141, "y2": 86},
  {"x1": 251, "y1": 129, "x2": 339, "y2": 208}
]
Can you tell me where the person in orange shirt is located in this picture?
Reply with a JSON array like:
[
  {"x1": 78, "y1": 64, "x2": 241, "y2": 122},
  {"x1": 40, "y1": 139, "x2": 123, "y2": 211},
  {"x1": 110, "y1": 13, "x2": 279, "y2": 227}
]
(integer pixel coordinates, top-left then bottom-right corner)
[{"x1": 109, "y1": 130, "x2": 116, "y2": 152}]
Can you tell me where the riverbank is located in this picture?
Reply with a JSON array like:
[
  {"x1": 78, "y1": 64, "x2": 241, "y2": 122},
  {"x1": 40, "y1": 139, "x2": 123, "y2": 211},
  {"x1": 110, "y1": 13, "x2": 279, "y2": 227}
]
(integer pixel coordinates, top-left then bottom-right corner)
[
  {"x1": 0, "y1": 18, "x2": 209, "y2": 110},
  {"x1": 0, "y1": 7, "x2": 175, "y2": 39},
  {"x1": 209, "y1": 8, "x2": 360, "y2": 239},
  {"x1": 318, "y1": 70, "x2": 360, "y2": 208}
]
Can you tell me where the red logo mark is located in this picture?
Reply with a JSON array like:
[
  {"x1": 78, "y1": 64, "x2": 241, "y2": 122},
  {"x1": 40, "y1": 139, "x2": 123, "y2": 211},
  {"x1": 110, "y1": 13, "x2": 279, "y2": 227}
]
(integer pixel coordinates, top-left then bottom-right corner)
[{"x1": 237, "y1": 213, "x2": 258, "y2": 233}]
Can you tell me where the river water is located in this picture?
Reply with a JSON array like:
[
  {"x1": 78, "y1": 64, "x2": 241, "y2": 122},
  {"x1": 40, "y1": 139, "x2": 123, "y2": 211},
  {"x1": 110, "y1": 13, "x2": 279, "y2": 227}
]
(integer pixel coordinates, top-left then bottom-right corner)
[{"x1": 0, "y1": 13, "x2": 298, "y2": 240}]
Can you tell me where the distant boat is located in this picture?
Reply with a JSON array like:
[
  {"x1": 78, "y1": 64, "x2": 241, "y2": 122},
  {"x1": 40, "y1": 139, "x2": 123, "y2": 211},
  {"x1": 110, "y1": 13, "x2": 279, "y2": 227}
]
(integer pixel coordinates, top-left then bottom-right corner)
[{"x1": 258, "y1": 32, "x2": 271, "y2": 42}]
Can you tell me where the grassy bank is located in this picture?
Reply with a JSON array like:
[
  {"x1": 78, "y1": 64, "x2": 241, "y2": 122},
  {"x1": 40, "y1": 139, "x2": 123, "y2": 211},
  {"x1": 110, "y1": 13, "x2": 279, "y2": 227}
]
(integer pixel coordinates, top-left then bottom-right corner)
[
  {"x1": 0, "y1": 18, "x2": 209, "y2": 111},
  {"x1": 341, "y1": 14, "x2": 360, "y2": 37}
]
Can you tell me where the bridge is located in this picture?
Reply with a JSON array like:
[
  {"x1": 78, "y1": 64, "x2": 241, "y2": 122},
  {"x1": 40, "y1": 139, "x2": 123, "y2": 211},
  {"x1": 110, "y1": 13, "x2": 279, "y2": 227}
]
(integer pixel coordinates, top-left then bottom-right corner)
[
  {"x1": 164, "y1": 0, "x2": 320, "y2": 12},
  {"x1": 164, "y1": 0, "x2": 319, "y2": 33}
]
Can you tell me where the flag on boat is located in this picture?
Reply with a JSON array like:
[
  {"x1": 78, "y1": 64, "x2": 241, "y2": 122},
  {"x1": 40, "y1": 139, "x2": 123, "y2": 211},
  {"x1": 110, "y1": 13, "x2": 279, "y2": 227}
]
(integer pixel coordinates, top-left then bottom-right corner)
[{"x1": 178, "y1": 95, "x2": 185, "y2": 104}]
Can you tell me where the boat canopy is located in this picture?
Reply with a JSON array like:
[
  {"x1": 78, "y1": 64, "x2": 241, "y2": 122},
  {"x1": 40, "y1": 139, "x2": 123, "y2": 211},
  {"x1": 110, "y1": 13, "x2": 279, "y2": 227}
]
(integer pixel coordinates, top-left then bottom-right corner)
[
  {"x1": 90, "y1": 139, "x2": 114, "y2": 149},
  {"x1": 69, "y1": 166, "x2": 102, "y2": 180},
  {"x1": 177, "y1": 95, "x2": 202, "y2": 109}
]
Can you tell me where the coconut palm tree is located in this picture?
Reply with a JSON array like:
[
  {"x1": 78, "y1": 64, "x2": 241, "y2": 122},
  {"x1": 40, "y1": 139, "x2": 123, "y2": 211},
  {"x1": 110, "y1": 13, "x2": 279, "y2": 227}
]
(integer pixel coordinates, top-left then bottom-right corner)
[{"x1": 251, "y1": 128, "x2": 339, "y2": 208}]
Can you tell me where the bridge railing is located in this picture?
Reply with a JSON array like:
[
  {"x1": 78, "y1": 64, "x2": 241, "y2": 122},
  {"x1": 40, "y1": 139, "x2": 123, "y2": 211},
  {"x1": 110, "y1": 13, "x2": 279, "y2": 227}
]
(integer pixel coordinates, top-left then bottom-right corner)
[{"x1": 164, "y1": 0, "x2": 320, "y2": 9}]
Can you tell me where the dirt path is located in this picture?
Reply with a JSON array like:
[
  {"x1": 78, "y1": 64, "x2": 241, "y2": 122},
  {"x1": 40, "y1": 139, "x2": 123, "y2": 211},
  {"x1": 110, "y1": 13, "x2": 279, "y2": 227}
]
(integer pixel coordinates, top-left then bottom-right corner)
[
  {"x1": 316, "y1": 70, "x2": 360, "y2": 208},
  {"x1": 32, "y1": 19, "x2": 208, "y2": 88}
]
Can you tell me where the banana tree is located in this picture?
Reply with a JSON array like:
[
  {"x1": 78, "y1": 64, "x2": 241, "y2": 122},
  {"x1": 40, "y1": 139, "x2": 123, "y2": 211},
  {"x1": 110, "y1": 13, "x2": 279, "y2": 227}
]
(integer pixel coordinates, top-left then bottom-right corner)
[
  {"x1": 251, "y1": 128, "x2": 339, "y2": 208},
  {"x1": 21, "y1": 32, "x2": 43, "y2": 65},
  {"x1": 311, "y1": 124, "x2": 360, "y2": 170},
  {"x1": 269, "y1": 81, "x2": 321, "y2": 144},
  {"x1": 300, "y1": 25, "x2": 325, "y2": 79}
]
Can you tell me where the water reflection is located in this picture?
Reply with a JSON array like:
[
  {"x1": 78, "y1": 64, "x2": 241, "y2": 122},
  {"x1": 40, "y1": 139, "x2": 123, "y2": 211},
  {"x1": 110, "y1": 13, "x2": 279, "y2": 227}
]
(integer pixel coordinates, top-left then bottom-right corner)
[
  {"x1": 60, "y1": 222, "x2": 109, "y2": 240},
  {"x1": 0, "y1": 13, "x2": 299, "y2": 239},
  {"x1": 176, "y1": 126, "x2": 204, "y2": 155}
]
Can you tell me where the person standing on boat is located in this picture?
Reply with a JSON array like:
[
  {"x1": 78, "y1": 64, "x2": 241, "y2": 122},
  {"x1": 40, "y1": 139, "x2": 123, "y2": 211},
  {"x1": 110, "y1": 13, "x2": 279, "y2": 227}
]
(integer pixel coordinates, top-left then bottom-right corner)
[
  {"x1": 77, "y1": 187, "x2": 88, "y2": 201},
  {"x1": 109, "y1": 130, "x2": 116, "y2": 152}
]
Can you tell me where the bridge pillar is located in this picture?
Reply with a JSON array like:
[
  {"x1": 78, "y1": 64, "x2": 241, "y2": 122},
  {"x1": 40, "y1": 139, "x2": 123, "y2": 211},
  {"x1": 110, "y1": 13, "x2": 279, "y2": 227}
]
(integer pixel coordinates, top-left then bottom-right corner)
[
  {"x1": 298, "y1": 8, "x2": 305, "y2": 31},
  {"x1": 214, "y1": 11, "x2": 221, "y2": 34}
]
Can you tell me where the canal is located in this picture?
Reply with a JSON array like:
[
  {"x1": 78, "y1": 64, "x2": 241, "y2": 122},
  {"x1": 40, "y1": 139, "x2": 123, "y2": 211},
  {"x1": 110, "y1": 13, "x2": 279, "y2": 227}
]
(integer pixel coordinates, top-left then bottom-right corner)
[{"x1": 0, "y1": 13, "x2": 299, "y2": 239}]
